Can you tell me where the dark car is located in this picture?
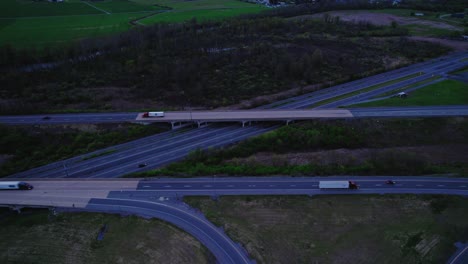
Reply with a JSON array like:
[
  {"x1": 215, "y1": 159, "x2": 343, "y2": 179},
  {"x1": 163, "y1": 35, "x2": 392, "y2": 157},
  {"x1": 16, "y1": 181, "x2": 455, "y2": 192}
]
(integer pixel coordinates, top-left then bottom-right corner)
[
  {"x1": 386, "y1": 180, "x2": 396, "y2": 185},
  {"x1": 42, "y1": 116, "x2": 51, "y2": 120},
  {"x1": 138, "y1": 163, "x2": 147, "y2": 168}
]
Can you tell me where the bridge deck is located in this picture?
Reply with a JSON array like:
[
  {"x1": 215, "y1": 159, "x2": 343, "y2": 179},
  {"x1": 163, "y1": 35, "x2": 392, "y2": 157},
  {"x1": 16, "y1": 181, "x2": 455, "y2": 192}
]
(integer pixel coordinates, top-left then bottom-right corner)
[{"x1": 135, "y1": 109, "x2": 354, "y2": 122}]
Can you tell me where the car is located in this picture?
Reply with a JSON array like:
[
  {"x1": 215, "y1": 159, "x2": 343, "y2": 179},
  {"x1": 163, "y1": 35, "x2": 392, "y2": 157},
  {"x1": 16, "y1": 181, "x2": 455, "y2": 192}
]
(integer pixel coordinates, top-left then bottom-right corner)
[
  {"x1": 42, "y1": 116, "x2": 51, "y2": 120},
  {"x1": 138, "y1": 163, "x2": 147, "y2": 168},
  {"x1": 386, "y1": 180, "x2": 396, "y2": 185}
]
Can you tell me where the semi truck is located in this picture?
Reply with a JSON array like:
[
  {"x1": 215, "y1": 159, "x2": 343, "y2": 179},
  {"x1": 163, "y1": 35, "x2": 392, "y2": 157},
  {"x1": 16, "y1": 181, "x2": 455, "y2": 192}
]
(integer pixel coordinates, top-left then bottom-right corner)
[
  {"x1": 319, "y1": 181, "x2": 358, "y2": 189},
  {"x1": 142, "y1": 112, "x2": 164, "y2": 118},
  {"x1": 0, "y1": 181, "x2": 34, "y2": 190}
]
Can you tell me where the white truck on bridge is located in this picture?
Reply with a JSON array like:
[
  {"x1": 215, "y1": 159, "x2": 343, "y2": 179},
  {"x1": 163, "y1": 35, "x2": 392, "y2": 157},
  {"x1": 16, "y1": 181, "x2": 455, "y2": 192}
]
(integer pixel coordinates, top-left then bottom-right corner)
[
  {"x1": 142, "y1": 112, "x2": 165, "y2": 118},
  {"x1": 319, "y1": 181, "x2": 358, "y2": 189},
  {"x1": 0, "y1": 181, "x2": 34, "y2": 190}
]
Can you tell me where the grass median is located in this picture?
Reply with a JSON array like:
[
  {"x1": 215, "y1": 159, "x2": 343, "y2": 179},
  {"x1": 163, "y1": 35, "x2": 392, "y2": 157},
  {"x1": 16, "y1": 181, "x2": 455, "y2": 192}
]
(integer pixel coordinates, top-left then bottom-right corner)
[
  {"x1": 308, "y1": 72, "x2": 422, "y2": 108},
  {"x1": 348, "y1": 79, "x2": 468, "y2": 107}
]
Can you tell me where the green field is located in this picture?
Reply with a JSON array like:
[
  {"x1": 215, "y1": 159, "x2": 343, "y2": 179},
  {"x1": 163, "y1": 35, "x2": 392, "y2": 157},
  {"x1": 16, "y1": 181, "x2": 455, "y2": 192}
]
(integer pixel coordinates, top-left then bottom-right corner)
[
  {"x1": 141, "y1": 6, "x2": 265, "y2": 24},
  {"x1": 89, "y1": 0, "x2": 163, "y2": 13},
  {"x1": 0, "y1": 13, "x2": 138, "y2": 48},
  {"x1": 0, "y1": 0, "x2": 265, "y2": 48},
  {"x1": 0, "y1": 0, "x2": 101, "y2": 18},
  {"x1": 349, "y1": 79, "x2": 468, "y2": 107},
  {"x1": 139, "y1": 0, "x2": 266, "y2": 24}
]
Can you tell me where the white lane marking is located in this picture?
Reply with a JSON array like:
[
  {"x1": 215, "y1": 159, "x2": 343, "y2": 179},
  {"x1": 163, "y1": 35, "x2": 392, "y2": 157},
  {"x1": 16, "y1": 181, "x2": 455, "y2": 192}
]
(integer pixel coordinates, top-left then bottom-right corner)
[
  {"x1": 290, "y1": 185, "x2": 296, "y2": 187},
  {"x1": 164, "y1": 185, "x2": 171, "y2": 188},
  {"x1": 248, "y1": 185, "x2": 256, "y2": 187},
  {"x1": 416, "y1": 184, "x2": 424, "y2": 187},
  {"x1": 204, "y1": 185, "x2": 212, "y2": 187},
  {"x1": 460, "y1": 185, "x2": 467, "y2": 188},
  {"x1": 437, "y1": 185, "x2": 445, "y2": 187},
  {"x1": 269, "y1": 185, "x2": 275, "y2": 187},
  {"x1": 184, "y1": 185, "x2": 191, "y2": 188},
  {"x1": 375, "y1": 184, "x2": 382, "y2": 186},
  {"x1": 143, "y1": 185, "x2": 151, "y2": 188}
]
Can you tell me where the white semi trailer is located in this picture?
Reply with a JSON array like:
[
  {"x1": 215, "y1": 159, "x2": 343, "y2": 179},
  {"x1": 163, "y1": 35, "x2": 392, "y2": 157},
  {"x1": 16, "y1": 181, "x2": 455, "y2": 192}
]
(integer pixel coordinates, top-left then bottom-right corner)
[
  {"x1": 0, "y1": 181, "x2": 34, "y2": 190},
  {"x1": 142, "y1": 112, "x2": 165, "y2": 118},
  {"x1": 319, "y1": 181, "x2": 358, "y2": 189}
]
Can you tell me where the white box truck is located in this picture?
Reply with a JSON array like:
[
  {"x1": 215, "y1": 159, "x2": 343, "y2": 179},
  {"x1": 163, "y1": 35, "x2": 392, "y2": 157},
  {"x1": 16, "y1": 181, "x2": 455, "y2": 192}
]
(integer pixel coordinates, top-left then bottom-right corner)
[
  {"x1": 319, "y1": 181, "x2": 358, "y2": 189},
  {"x1": 0, "y1": 181, "x2": 34, "y2": 190},
  {"x1": 142, "y1": 112, "x2": 164, "y2": 118}
]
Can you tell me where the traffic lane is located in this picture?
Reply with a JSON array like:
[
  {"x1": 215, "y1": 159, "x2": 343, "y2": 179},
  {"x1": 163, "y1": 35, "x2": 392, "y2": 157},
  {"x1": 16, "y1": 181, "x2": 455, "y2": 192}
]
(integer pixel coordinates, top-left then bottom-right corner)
[
  {"x1": 448, "y1": 244, "x2": 468, "y2": 264},
  {"x1": 136, "y1": 180, "x2": 468, "y2": 191},
  {"x1": 87, "y1": 198, "x2": 253, "y2": 264},
  {"x1": 9, "y1": 124, "x2": 240, "y2": 178},
  {"x1": 109, "y1": 188, "x2": 468, "y2": 198},
  {"x1": 279, "y1": 58, "x2": 468, "y2": 110},
  {"x1": 0, "y1": 113, "x2": 138, "y2": 125},
  {"x1": 90, "y1": 124, "x2": 278, "y2": 178}
]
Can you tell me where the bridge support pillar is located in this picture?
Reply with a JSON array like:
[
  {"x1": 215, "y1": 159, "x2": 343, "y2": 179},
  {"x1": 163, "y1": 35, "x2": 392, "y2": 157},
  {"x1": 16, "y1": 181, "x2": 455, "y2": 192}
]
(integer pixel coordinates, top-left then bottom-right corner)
[
  {"x1": 171, "y1": 121, "x2": 192, "y2": 130},
  {"x1": 286, "y1": 120, "x2": 294, "y2": 126},
  {"x1": 9, "y1": 205, "x2": 23, "y2": 213},
  {"x1": 241, "y1": 121, "x2": 251, "y2": 127},
  {"x1": 197, "y1": 121, "x2": 208, "y2": 128}
]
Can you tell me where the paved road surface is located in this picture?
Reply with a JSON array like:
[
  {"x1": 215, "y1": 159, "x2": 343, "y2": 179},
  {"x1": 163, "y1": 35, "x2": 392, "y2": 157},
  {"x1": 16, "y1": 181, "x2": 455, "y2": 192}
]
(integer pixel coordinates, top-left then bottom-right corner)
[
  {"x1": 135, "y1": 109, "x2": 354, "y2": 122},
  {"x1": 1, "y1": 176, "x2": 467, "y2": 263},
  {"x1": 4, "y1": 52, "x2": 468, "y2": 179}
]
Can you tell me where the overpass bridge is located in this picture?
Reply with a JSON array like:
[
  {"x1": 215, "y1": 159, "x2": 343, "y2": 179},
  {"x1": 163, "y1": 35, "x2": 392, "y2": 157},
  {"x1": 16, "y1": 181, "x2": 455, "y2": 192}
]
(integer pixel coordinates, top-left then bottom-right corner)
[{"x1": 136, "y1": 109, "x2": 355, "y2": 128}]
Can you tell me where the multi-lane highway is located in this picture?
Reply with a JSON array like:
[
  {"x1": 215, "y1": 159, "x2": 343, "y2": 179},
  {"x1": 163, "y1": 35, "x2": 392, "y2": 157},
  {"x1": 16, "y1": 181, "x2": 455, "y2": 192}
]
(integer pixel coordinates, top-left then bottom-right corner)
[
  {"x1": 3, "y1": 52, "x2": 468, "y2": 179},
  {"x1": 1, "y1": 176, "x2": 467, "y2": 264}
]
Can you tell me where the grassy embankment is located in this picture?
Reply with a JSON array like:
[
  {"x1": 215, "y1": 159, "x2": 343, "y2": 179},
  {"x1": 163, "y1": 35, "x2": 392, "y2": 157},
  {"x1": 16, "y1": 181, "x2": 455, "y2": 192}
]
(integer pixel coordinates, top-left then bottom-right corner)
[
  {"x1": 185, "y1": 195, "x2": 468, "y2": 264},
  {"x1": 349, "y1": 79, "x2": 468, "y2": 107},
  {"x1": 0, "y1": 209, "x2": 211, "y2": 263},
  {"x1": 128, "y1": 118, "x2": 468, "y2": 177},
  {"x1": 0, "y1": 123, "x2": 167, "y2": 177}
]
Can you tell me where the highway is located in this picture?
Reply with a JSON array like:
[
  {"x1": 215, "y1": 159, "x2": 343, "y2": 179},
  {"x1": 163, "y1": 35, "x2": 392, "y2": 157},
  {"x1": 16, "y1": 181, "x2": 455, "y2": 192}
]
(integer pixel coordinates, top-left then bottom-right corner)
[
  {"x1": 3, "y1": 52, "x2": 468, "y2": 179},
  {"x1": 1, "y1": 176, "x2": 467, "y2": 264}
]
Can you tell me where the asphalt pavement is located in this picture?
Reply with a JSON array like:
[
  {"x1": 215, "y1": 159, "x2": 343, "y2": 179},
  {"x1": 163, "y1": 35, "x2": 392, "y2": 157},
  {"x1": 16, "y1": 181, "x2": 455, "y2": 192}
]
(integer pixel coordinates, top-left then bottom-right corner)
[
  {"x1": 1, "y1": 176, "x2": 467, "y2": 264},
  {"x1": 4, "y1": 52, "x2": 468, "y2": 179}
]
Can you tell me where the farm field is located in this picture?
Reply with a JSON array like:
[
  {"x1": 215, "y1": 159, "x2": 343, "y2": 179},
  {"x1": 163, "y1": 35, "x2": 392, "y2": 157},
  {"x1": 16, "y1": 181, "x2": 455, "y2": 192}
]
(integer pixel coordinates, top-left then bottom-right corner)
[
  {"x1": 0, "y1": 0, "x2": 101, "y2": 18},
  {"x1": 140, "y1": 0, "x2": 266, "y2": 24},
  {"x1": 0, "y1": 13, "x2": 141, "y2": 49},
  {"x1": 0, "y1": 0, "x2": 265, "y2": 49}
]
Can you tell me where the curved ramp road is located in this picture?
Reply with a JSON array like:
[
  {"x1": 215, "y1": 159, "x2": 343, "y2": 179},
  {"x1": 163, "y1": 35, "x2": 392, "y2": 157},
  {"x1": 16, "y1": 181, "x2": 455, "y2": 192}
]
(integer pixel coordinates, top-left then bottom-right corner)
[
  {"x1": 86, "y1": 199, "x2": 252, "y2": 264},
  {"x1": 1, "y1": 176, "x2": 467, "y2": 263}
]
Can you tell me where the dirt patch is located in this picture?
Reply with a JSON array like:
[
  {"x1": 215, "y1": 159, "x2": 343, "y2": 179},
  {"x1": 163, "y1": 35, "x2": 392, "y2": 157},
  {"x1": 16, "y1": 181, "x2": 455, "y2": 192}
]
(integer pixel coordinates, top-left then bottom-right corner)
[
  {"x1": 408, "y1": 36, "x2": 468, "y2": 51},
  {"x1": 301, "y1": 11, "x2": 463, "y2": 31},
  {"x1": 228, "y1": 144, "x2": 468, "y2": 166}
]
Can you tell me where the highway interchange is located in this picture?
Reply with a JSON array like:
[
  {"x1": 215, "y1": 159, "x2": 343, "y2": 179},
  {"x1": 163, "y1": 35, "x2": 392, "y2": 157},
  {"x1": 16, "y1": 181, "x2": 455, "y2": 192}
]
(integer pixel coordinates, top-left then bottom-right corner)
[
  {"x1": 3, "y1": 51, "x2": 468, "y2": 179},
  {"x1": 1, "y1": 176, "x2": 468, "y2": 264},
  {"x1": 0, "y1": 51, "x2": 467, "y2": 263}
]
